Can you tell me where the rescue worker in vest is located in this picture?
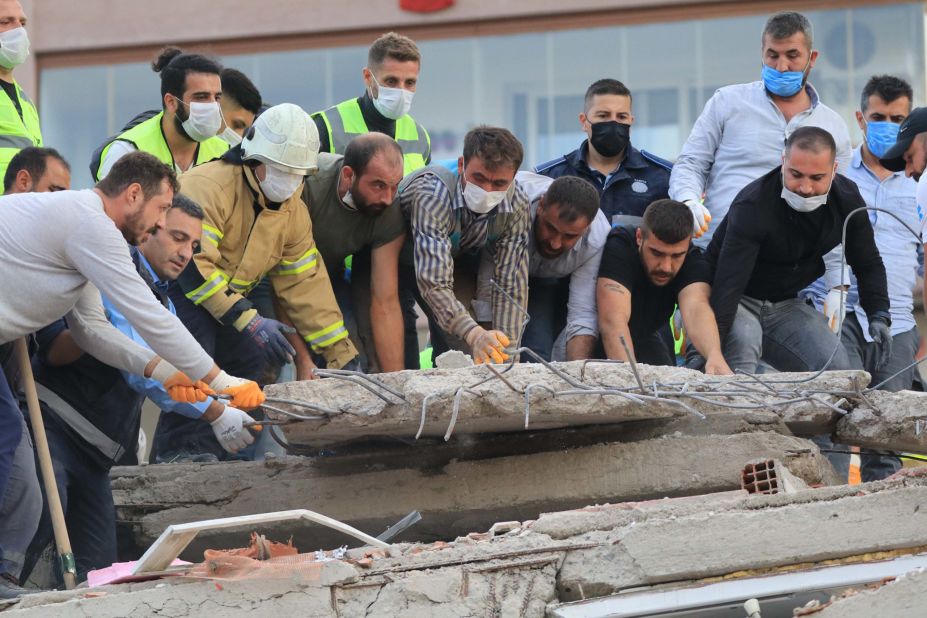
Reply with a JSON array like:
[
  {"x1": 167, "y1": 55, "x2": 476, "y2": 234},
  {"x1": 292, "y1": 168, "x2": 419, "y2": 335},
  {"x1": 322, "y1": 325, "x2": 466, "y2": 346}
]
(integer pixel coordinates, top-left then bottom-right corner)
[
  {"x1": 151, "y1": 103, "x2": 359, "y2": 462},
  {"x1": 312, "y1": 32, "x2": 431, "y2": 369},
  {"x1": 92, "y1": 47, "x2": 229, "y2": 181},
  {"x1": 312, "y1": 32, "x2": 430, "y2": 174},
  {"x1": 0, "y1": 152, "x2": 262, "y2": 599},
  {"x1": 535, "y1": 79, "x2": 673, "y2": 228},
  {"x1": 18, "y1": 195, "x2": 256, "y2": 585},
  {"x1": 399, "y1": 126, "x2": 529, "y2": 365},
  {"x1": 0, "y1": 147, "x2": 70, "y2": 597},
  {"x1": 90, "y1": 65, "x2": 262, "y2": 175},
  {"x1": 0, "y1": 0, "x2": 41, "y2": 183},
  {"x1": 2, "y1": 146, "x2": 69, "y2": 194},
  {"x1": 290, "y1": 133, "x2": 406, "y2": 376}
]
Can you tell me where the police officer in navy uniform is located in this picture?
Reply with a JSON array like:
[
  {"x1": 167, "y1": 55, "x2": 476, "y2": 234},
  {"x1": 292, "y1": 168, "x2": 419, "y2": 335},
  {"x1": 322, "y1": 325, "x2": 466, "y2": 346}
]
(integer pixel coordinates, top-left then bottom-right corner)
[{"x1": 536, "y1": 79, "x2": 672, "y2": 227}]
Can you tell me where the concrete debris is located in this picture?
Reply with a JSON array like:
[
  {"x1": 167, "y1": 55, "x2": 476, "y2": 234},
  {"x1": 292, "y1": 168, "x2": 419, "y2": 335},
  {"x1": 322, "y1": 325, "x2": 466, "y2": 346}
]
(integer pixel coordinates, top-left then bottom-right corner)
[
  {"x1": 434, "y1": 350, "x2": 473, "y2": 369},
  {"x1": 835, "y1": 389, "x2": 927, "y2": 455},
  {"x1": 264, "y1": 362, "x2": 868, "y2": 447},
  {"x1": 796, "y1": 568, "x2": 927, "y2": 616},
  {"x1": 111, "y1": 432, "x2": 835, "y2": 559},
  {"x1": 12, "y1": 472, "x2": 927, "y2": 617}
]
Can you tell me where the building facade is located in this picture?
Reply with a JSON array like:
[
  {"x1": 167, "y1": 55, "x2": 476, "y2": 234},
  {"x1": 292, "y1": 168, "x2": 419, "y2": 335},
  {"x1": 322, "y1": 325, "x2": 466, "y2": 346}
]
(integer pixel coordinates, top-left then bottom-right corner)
[{"x1": 23, "y1": 0, "x2": 927, "y2": 187}]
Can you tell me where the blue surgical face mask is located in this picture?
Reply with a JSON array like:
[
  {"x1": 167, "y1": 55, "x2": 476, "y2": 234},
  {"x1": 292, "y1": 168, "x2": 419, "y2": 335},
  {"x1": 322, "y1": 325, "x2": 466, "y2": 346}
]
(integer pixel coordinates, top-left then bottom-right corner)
[
  {"x1": 761, "y1": 62, "x2": 808, "y2": 98},
  {"x1": 865, "y1": 121, "x2": 901, "y2": 159}
]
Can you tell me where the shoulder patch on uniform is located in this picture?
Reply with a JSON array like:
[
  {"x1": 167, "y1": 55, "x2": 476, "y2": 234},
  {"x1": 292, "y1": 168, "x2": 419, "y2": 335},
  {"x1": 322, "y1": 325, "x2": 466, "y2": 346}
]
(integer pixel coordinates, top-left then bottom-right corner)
[
  {"x1": 640, "y1": 150, "x2": 673, "y2": 171},
  {"x1": 534, "y1": 156, "x2": 566, "y2": 174}
]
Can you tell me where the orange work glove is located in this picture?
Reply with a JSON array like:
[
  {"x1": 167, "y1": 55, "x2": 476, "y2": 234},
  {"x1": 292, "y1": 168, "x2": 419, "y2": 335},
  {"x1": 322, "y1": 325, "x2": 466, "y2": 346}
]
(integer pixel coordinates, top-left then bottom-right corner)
[
  {"x1": 151, "y1": 360, "x2": 216, "y2": 403},
  {"x1": 465, "y1": 327, "x2": 510, "y2": 364},
  {"x1": 208, "y1": 370, "x2": 265, "y2": 410}
]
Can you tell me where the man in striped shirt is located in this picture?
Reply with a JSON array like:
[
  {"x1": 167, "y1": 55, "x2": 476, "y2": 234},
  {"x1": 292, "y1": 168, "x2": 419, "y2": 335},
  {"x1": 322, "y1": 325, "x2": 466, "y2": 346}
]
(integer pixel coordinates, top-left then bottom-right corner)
[{"x1": 399, "y1": 126, "x2": 530, "y2": 364}]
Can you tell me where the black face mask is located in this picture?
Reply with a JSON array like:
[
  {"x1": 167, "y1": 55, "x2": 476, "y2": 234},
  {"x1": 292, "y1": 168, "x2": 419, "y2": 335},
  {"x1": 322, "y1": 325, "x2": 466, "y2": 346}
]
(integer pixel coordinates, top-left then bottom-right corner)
[{"x1": 589, "y1": 121, "x2": 630, "y2": 158}]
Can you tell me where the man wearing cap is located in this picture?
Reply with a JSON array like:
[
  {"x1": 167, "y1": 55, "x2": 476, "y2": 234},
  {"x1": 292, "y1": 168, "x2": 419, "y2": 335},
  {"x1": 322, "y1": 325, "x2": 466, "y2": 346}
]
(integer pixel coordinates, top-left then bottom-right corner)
[{"x1": 151, "y1": 103, "x2": 358, "y2": 462}]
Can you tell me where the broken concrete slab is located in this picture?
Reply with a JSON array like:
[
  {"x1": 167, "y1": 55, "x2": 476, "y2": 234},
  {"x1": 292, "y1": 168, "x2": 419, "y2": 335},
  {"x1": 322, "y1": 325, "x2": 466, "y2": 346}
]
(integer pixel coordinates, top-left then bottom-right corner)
[
  {"x1": 835, "y1": 389, "x2": 927, "y2": 455},
  {"x1": 265, "y1": 362, "x2": 867, "y2": 447},
  {"x1": 803, "y1": 566, "x2": 927, "y2": 617},
  {"x1": 20, "y1": 473, "x2": 927, "y2": 618},
  {"x1": 111, "y1": 432, "x2": 834, "y2": 560}
]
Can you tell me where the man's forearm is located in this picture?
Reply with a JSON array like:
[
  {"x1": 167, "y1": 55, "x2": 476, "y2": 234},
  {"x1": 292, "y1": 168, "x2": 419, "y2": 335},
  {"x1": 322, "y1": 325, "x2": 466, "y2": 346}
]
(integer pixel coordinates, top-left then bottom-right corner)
[
  {"x1": 566, "y1": 335, "x2": 596, "y2": 361},
  {"x1": 371, "y1": 296, "x2": 405, "y2": 372},
  {"x1": 685, "y1": 303, "x2": 725, "y2": 362},
  {"x1": 599, "y1": 318, "x2": 633, "y2": 361}
]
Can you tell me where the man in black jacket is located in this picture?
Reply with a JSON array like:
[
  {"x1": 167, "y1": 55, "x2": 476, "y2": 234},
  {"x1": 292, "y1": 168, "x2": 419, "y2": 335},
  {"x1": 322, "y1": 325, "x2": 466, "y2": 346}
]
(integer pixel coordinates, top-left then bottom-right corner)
[{"x1": 706, "y1": 126, "x2": 891, "y2": 373}]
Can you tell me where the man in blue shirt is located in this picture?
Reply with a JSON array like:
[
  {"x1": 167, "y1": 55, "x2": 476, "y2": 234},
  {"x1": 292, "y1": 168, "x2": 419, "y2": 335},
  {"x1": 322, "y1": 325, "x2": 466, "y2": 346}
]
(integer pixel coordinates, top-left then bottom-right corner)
[
  {"x1": 535, "y1": 78, "x2": 673, "y2": 229},
  {"x1": 19, "y1": 195, "x2": 255, "y2": 585},
  {"x1": 807, "y1": 75, "x2": 920, "y2": 481}
]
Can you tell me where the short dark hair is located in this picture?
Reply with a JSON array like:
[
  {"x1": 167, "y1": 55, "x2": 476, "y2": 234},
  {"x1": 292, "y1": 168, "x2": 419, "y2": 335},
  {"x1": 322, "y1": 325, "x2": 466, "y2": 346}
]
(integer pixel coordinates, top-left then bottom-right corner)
[
  {"x1": 860, "y1": 75, "x2": 913, "y2": 113},
  {"x1": 221, "y1": 67, "x2": 262, "y2": 116},
  {"x1": 3, "y1": 147, "x2": 69, "y2": 193},
  {"x1": 543, "y1": 176, "x2": 600, "y2": 224},
  {"x1": 152, "y1": 47, "x2": 222, "y2": 106},
  {"x1": 343, "y1": 133, "x2": 403, "y2": 178},
  {"x1": 171, "y1": 193, "x2": 204, "y2": 220},
  {"x1": 785, "y1": 126, "x2": 836, "y2": 160},
  {"x1": 368, "y1": 32, "x2": 420, "y2": 69},
  {"x1": 641, "y1": 199, "x2": 693, "y2": 244},
  {"x1": 462, "y1": 126, "x2": 524, "y2": 171},
  {"x1": 96, "y1": 151, "x2": 181, "y2": 199},
  {"x1": 763, "y1": 11, "x2": 813, "y2": 48},
  {"x1": 584, "y1": 79, "x2": 632, "y2": 113}
]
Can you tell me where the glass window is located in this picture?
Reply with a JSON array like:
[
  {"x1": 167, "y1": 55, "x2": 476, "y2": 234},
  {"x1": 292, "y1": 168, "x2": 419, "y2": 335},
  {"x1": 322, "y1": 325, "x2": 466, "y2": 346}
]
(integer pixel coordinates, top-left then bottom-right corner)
[{"x1": 38, "y1": 2, "x2": 925, "y2": 188}]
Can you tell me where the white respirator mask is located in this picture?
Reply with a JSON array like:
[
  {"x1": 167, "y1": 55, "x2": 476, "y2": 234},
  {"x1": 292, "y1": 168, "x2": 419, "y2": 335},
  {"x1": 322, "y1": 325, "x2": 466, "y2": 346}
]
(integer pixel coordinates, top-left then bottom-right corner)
[
  {"x1": 0, "y1": 27, "x2": 29, "y2": 69},
  {"x1": 174, "y1": 97, "x2": 223, "y2": 142},
  {"x1": 370, "y1": 74, "x2": 414, "y2": 120},
  {"x1": 463, "y1": 181, "x2": 509, "y2": 215},
  {"x1": 260, "y1": 164, "x2": 304, "y2": 203},
  {"x1": 780, "y1": 172, "x2": 833, "y2": 213},
  {"x1": 219, "y1": 126, "x2": 243, "y2": 146}
]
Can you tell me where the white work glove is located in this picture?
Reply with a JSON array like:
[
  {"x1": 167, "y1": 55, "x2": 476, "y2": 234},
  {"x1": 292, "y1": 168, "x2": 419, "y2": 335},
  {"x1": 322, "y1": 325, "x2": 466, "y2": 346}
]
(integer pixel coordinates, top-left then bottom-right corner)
[
  {"x1": 683, "y1": 199, "x2": 711, "y2": 238},
  {"x1": 465, "y1": 326, "x2": 510, "y2": 364},
  {"x1": 209, "y1": 406, "x2": 257, "y2": 453},
  {"x1": 822, "y1": 287, "x2": 847, "y2": 334},
  {"x1": 209, "y1": 370, "x2": 265, "y2": 410}
]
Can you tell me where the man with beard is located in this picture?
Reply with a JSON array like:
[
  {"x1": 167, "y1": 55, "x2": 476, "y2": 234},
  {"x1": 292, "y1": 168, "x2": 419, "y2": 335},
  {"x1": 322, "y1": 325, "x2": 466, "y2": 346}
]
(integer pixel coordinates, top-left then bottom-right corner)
[
  {"x1": 92, "y1": 47, "x2": 229, "y2": 181},
  {"x1": 475, "y1": 173, "x2": 609, "y2": 361},
  {"x1": 287, "y1": 133, "x2": 406, "y2": 375},
  {"x1": 0, "y1": 152, "x2": 261, "y2": 596},
  {"x1": 670, "y1": 11, "x2": 851, "y2": 245},
  {"x1": 597, "y1": 199, "x2": 732, "y2": 374}
]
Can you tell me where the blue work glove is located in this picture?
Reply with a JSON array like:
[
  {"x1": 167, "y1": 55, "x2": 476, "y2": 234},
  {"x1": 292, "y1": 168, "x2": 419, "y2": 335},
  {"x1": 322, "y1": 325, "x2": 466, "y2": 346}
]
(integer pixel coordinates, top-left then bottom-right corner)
[
  {"x1": 243, "y1": 315, "x2": 297, "y2": 366},
  {"x1": 868, "y1": 316, "x2": 893, "y2": 371}
]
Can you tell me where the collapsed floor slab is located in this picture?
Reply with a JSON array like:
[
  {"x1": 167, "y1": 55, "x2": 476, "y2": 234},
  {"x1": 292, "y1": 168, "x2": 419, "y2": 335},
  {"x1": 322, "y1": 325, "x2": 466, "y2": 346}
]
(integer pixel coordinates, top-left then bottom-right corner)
[
  {"x1": 111, "y1": 431, "x2": 833, "y2": 560},
  {"x1": 804, "y1": 566, "x2": 927, "y2": 617},
  {"x1": 15, "y1": 473, "x2": 927, "y2": 618},
  {"x1": 264, "y1": 363, "x2": 867, "y2": 448}
]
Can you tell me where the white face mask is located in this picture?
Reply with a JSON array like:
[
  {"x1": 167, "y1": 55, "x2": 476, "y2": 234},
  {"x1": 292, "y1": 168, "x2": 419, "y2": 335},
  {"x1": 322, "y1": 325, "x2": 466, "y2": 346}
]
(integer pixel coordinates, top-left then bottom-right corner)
[
  {"x1": 0, "y1": 27, "x2": 29, "y2": 70},
  {"x1": 463, "y1": 180, "x2": 509, "y2": 214},
  {"x1": 781, "y1": 172, "x2": 833, "y2": 213},
  {"x1": 341, "y1": 190, "x2": 357, "y2": 211},
  {"x1": 174, "y1": 97, "x2": 223, "y2": 142},
  {"x1": 260, "y1": 165, "x2": 304, "y2": 203},
  {"x1": 219, "y1": 126, "x2": 242, "y2": 146},
  {"x1": 370, "y1": 74, "x2": 414, "y2": 120}
]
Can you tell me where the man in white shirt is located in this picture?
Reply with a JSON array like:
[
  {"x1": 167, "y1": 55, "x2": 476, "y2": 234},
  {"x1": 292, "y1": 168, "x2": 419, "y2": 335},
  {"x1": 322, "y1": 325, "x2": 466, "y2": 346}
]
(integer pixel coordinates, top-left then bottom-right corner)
[{"x1": 669, "y1": 10, "x2": 851, "y2": 244}]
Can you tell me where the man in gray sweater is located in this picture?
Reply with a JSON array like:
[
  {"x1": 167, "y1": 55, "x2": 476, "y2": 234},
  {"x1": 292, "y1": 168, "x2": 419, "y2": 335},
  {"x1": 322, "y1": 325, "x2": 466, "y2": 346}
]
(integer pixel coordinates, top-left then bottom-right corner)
[{"x1": 0, "y1": 151, "x2": 261, "y2": 598}]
